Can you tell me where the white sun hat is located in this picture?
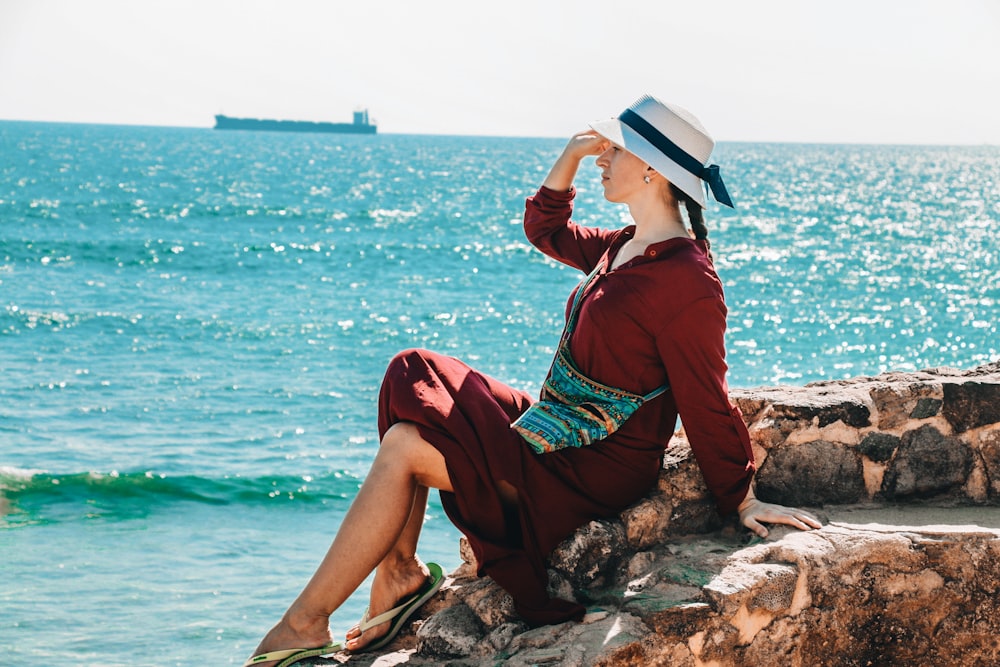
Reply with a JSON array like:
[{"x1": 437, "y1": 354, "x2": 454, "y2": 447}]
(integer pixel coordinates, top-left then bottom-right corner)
[{"x1": 589, "y1": 94, "x2": 734, "y2": 209}]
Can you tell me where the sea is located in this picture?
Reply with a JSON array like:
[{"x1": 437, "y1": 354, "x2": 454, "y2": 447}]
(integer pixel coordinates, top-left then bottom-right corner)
[{"x1": 1, "y1": 121, "x2": 997, "y2": 666}]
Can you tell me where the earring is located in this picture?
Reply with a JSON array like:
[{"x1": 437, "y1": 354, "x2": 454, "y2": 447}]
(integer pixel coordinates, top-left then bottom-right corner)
[{"x1": 643, "y1": 175, "x2": 651, "y2": 184}]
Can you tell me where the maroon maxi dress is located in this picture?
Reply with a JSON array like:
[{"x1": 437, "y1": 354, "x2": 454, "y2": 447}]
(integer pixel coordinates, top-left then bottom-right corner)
[{"x1": 376, "y1": 186, "x2": 755, "y2": 626}]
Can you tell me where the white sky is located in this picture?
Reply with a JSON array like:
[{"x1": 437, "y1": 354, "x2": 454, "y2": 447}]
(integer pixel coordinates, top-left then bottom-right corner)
[{"x1": 1, "y1": 0, "x2": 998, "y2": 144}]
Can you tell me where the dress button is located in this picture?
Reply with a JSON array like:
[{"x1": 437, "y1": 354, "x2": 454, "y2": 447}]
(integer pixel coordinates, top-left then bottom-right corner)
[{"x1": 649, "y1": 250, "x2": 657, "y2": 256}]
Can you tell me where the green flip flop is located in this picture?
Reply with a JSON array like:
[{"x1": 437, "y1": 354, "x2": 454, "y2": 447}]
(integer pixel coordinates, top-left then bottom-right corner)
[
  {"x1": 355, "y1": 562, "x2": 445, "y2": 652},
  {"x1": 243, "y1": 642, "x2": 342, "y2": 667}
]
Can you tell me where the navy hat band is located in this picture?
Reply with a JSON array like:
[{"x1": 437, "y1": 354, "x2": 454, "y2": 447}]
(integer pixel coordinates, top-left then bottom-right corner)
[{"x1": 619, "y1": 108, "x2": 735, "y2": 208}]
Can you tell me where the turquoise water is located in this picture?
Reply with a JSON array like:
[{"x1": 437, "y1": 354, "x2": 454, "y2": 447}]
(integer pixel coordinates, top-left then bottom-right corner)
[{"x1": 1, "y1": 121, "x2": 997, "y2": 665}]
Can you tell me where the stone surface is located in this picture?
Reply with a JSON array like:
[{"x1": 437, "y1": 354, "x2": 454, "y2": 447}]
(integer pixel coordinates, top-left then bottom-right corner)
[
  {"x1": 943, "y1": 381, "x2": 1000, "y2": 432},
  {"x1": 548, "y1": 519, "x2": 627, "y2": 590},
  {"x1": 881, "y1": 424, "x2": 973, "y2": 499},
  {"x1": 910, "y1": 396, "x2": 942, "y2": 419},
  {"x1": 981, "y1": 429, "x2": 1000, "y2": 496},
  {"x1": 414, "y1": 604, "x2": 483, "y2": 658},
  {"x1": 301, "y1": 361, "x2": 1000, "y2": 667},
  {"x1": 756, "y1": 439, "x2": 866, "y2": 505},
  {"x1": 857, "y1": 431, "x2": 900, "y2": 462}
]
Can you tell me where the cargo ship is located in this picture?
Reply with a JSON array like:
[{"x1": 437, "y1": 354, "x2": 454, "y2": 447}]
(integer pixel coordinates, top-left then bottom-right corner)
[{"x1": 213, "y1": 109, "x2": 377, "y2": 134}]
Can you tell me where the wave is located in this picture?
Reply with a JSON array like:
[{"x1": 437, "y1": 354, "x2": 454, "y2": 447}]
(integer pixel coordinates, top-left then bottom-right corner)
[{"x1": 0, "y1": 467, "x2": 361, "y2": 526}]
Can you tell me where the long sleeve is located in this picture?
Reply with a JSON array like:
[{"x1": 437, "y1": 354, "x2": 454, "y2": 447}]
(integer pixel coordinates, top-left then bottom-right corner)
[
  {"x1": 656, "y1": 296, "x2": 755, "y2": 514},
  {"x1": 523, "y1": 186, "x2": 619, "y2": 273}
]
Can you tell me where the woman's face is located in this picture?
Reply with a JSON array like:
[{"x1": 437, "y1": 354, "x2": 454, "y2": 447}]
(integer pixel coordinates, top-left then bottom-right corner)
[{"x1": 594, "y1": 143, "x2": 651, "y2": 203}]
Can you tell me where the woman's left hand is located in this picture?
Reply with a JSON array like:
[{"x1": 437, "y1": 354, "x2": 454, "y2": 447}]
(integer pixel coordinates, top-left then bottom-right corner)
[{"x1": 737, "y1": 487, "x2": 822, "y2": 538}]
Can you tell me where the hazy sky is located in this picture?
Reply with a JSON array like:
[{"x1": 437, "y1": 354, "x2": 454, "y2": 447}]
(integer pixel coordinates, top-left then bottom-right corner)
[{"x1": 1, "y1": 0, "x2": 998, "y2": 144}]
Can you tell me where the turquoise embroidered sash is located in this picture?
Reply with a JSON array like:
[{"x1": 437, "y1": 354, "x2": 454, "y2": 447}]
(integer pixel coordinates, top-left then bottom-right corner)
[{"x1": 511, "y1": 262, "x2": 669, "y2": 454}]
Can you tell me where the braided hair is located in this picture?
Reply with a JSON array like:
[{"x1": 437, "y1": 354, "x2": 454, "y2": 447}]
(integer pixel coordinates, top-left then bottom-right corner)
[{"x1": 669, "y1": 183, "x2": 712, "y2": 260}]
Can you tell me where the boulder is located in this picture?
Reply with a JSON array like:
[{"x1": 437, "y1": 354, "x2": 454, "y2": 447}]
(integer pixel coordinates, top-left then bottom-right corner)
[{"x1": 309, "y1": 361, "x2": 1000, "y2": 666}]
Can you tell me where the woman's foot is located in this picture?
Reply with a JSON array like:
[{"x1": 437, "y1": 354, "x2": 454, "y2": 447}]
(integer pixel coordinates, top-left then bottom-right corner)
[
  {"x1": 247, "y1": 611, "x2": 334, "y2": 667},
  {"x1": 345, "y1": 557, "x2": 433, "y2": 652}
]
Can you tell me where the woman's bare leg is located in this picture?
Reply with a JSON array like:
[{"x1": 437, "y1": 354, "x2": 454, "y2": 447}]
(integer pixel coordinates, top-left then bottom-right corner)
[
  {"x1": 343, "y1": 482, "x2": 431, "y2": 650},
  {"x1": 249, "y1": 423, "x2": 452, "y2": 664}
]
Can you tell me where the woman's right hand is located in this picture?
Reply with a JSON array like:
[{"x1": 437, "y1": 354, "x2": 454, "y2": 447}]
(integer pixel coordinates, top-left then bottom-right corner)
[
  {"x1": 562, "y1": 130, "x2": 610, "y2": 160},
  {"x1": 737, "y1": 485, "x2": 822, "y2": 539},
  {"x1": 543, "y1": 131, "x2": 610, "y2": 191}
]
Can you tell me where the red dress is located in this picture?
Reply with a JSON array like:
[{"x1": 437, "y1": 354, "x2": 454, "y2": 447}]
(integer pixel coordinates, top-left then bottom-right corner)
[{"x1": 377, "y1": 186, "x2": 754, "y2": 626}]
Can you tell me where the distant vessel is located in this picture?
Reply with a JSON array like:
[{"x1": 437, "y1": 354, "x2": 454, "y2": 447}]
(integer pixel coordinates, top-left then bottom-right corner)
[{"x1": 214, "y1": 109, "x2": 377, "y2": 134}]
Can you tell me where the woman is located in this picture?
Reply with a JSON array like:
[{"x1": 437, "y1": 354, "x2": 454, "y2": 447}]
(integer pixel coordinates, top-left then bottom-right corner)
[{"x1": 244, "y1": 94, "x2": 820, "y2": 667}]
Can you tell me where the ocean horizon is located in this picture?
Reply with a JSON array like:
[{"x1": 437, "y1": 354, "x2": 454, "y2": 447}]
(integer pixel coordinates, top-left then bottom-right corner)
[
  {"x1": 1, "y1": 120, "x2": 997, "y2": 666},
  {"x1": 7, "y1": 116, "x2": 1000, "y2": 147}
]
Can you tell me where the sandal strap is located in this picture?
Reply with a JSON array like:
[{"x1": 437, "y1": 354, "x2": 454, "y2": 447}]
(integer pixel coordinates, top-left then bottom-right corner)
[
  {"x1": 358, "y1": 590, "x2": 421, "y2": 632},
  {"x1": 242, "y1": 642, "x2": 341, "y2": 666},
  {"x1": 244, "y1": 647, "x2": 302, "y2": 665}
]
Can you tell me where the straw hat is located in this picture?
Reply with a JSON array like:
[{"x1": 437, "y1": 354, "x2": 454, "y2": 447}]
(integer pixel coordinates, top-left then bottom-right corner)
[{"x1": 589, "y1": 94, "x2": 734, "y2": 208}]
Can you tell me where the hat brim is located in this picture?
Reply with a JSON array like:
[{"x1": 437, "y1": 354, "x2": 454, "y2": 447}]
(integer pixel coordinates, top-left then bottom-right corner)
[{"x1": 589, "y1": 118, "x2": 707, "y2": 208}]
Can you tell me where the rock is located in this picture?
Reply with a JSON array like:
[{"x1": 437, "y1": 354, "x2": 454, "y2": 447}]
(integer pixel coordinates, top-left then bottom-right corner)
[
  {"x1": 589, "y1": 515, "x2": 1000, "y2": 666},
  {"x1": 943, "y1": 381, "x2": 1000, "y2": 432},
  {"x1": 618, "y1": 495, "x2": 671, "y2": 550},
  {"x1": 746, "y1": 384, "x2": 873, "y2": 429},
  {"x1": 981, "y1": 429, "x2": 1000, "y2": 496},
  {"x1": 484, "y1": 622, "x2": 525, "y2": 653},
  {"x1": 415, "y1": 603, "x2": 484, "y2": 658},
  {"x1": 756, "y1": 439, "x2": 866, "y2": 505},
  {"x1": 881, "y1": 424, "x2": 973, "y2": 498},
  {"x1": 857, "y1": 431, "x2": 900, "y2": 462},
  {"x1": 319, "y1": 362, "x2": 1000, "y2": 667},
  {"x1": 870, "y1": 382, "x2": 939, "y2": 429},
  {"x1": 909, "y1": 396, "x2": 942, "y2": 419},
  {"x1": 548, "y1": 519, "x2": 626, "y2": 590},
  {"x1": 457, "y1": 575, "x2": 518, "y2": 628}
]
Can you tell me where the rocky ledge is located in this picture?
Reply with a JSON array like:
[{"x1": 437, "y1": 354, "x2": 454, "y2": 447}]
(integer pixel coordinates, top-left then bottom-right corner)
[{"x1": 316, "y1": 361, "x2": 1000, "y2": 666}]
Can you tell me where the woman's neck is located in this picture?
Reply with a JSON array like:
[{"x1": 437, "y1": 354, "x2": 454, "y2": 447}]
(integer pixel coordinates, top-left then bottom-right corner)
[
  {"x1": 626, "y1": 197, "x2": 688, "y2": 244},
  {"x1": 609, "y1": 198, "x2": 689, "y2": 271}
]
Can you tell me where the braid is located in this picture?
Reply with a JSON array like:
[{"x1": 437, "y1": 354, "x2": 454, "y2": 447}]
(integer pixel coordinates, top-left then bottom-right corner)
[{"x1": 669, "y1": 184, "x2": 713, "y2": 260}]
